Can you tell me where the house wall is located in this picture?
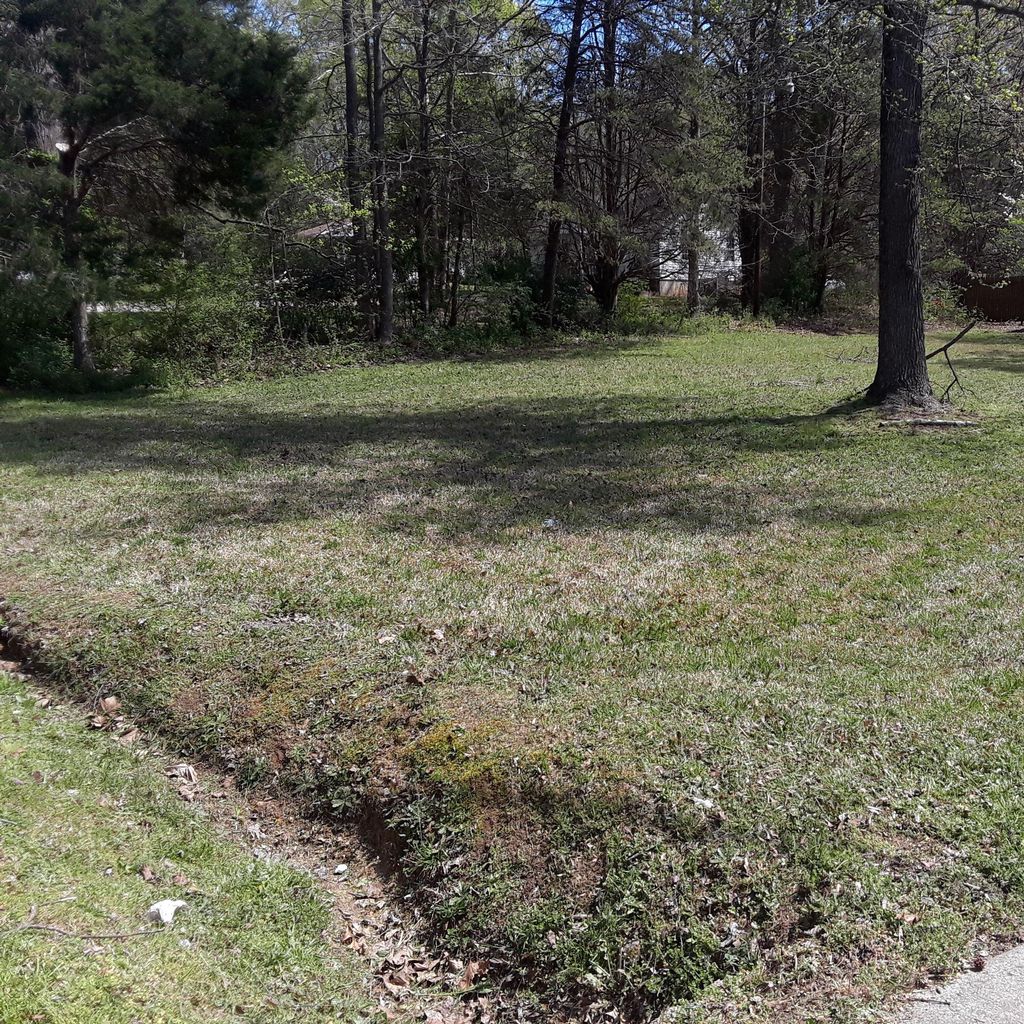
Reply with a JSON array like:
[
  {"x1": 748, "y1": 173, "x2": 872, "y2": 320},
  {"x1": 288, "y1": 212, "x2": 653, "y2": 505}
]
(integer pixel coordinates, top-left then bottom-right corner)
[{"x1": 652, "y1": 227, "x2": 742, "y2": 297}]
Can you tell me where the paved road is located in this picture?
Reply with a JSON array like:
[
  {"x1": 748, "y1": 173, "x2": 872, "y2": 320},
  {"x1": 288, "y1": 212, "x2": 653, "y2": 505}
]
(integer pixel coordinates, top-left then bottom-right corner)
[{"x1": 902, "y1": 947, "x2": 1024, "y2": 1024}]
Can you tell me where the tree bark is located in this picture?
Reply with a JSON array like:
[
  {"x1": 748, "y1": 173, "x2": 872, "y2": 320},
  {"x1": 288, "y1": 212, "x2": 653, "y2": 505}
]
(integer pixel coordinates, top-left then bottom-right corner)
[
  {"x1": 342, "y1": 0, "x2": 363, "y2": 220},
  {"x1": 539, "y1": 0, "x2": 586, "y2": 322},
  {"x1": 342, "y1": 0, "x2": 373, "y2": 332},
  {"x1": 686, "y1": 3, "x2": 701, "y2": 314},
  {"x1": 686, "y1": 245, "x2": 699, "y2": 312},
  {"x1": 590, "y1": 250, "x2": 620, "y2": 314},
  {"x1": 70, "y1": 296, "x2": 94, "y2": 373},
  {"x1": 369, "y1": 0, "x2": 394, "y2": 346},
  {"x1": 870, "y1": 0, "x2": 932, "y2": 405},
  {"x1": 762, "y1": 87, "x2": 797, "y2": 301},
  {"x1": 414, "y1": 0, "x2": 433, "y2": 315},
  {"x1": 595, "y1": 3, "x2": 621, "y2": 315},
  {"x1": 448, "y1": 188, "x2": 465, "y2": 328}
]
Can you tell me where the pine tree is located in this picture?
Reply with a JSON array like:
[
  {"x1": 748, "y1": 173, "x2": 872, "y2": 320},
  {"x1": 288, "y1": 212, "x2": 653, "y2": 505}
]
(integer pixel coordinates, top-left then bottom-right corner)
[{"x1": 2, "y1": 0, "x2": 309, "y2": 372}]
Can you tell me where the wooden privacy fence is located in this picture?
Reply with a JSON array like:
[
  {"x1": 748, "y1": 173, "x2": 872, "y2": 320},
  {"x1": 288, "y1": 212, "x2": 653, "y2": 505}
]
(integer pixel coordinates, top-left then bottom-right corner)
[{"x1": 961, "y1": 276, "x2": 1024, "y2": 321}]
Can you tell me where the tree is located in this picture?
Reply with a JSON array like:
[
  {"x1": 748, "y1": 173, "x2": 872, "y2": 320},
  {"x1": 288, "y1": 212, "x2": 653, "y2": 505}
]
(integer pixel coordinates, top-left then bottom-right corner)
[
  {"x1": 870, "y1": 0, "x2": 932, "y2": 405},
  {"x1": 539, "y1": 0, "x2": 586, "y2": 321},
  {"x1": 3, "y1": 0, "x2": 308, "y2": 372}
]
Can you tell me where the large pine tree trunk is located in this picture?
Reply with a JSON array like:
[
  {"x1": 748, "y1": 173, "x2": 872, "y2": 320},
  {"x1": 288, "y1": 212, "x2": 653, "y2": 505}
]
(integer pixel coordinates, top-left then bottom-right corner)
[
  {"x1": 869, "y1": 0, "x2": 933, "y2": 406},
  {"x1": 539, "y1": 0, "x2": 585, "y2": 322}
]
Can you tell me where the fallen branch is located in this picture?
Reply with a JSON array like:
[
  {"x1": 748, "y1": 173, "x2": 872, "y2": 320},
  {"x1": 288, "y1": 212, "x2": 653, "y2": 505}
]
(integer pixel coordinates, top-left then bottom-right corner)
[
  {"x1": 925, "y1": 320, "x2": 979, "y2": 401},
  {"x1": 879, "y1": 419, "x2": 976, "y2": 428},
  {"x1": 6, "y1": 923, "x2": 161, "y2": 941},
  {"x1": 925, "y1": 320, "x2": 980, "y2": 362}
]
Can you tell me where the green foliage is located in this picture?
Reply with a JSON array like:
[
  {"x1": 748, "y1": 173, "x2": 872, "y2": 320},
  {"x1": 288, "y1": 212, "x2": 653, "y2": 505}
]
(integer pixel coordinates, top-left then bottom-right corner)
[
  {"x1": 12, "y1": 0, "x2": 310, "y2": 209},
  {"x1": 0, "y1": 0, "x2": 308, "y2": 378},
  {"x1": 5, "y1": 334, "x2": 72, "y2": 389},
  {"x1": 924, "y1": 281, "x2": 969, "y2": 322},
  {"x1": 0, "y1": 274, "x2": 68, "y2": 382},
  {"x1": 610, "y1": 287, "x2": 678, "y2": 335},
  {"x1": 108, "y1": 228, "x2": 267, "y2": 371}
]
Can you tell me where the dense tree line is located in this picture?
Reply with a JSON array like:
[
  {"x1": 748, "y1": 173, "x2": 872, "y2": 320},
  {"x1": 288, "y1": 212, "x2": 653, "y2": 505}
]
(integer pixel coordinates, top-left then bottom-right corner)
[{"x1": 2, "y1": 0, "x2": 1024, "y2": 404}]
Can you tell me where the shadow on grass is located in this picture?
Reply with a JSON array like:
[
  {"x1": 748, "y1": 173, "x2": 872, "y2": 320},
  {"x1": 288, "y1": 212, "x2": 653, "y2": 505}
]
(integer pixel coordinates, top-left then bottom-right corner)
[
  {"x1": 949, "y1": 333, "x2": 1024, "y2": 375},
  {"x1": 0, "y1": 392, "x2": 894, "y2": 540}
]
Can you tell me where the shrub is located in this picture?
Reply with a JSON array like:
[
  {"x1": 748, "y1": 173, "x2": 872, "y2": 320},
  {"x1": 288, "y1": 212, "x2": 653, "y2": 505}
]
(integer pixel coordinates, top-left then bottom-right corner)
[{"x1": 0, "y1": 273, "x2": 70, "y2": 384}]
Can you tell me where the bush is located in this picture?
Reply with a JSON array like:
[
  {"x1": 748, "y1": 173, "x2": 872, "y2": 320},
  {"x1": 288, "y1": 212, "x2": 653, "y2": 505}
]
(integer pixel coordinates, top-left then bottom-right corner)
[
  {"x1": 5, "y1": 334, "x2": 72, "y2": 389},
  {"x1": 412, "y1": 280, "x2": 539, "y2": 355},
  {"x1": 90, "y1": 222, "x2": 268, "y2": 374},
  {"x1": 0, "y1": 273, "x2": 70, "y2": 384},
  {"x1": 924, "y1": 282, "x2": 965, "y2": 322}
]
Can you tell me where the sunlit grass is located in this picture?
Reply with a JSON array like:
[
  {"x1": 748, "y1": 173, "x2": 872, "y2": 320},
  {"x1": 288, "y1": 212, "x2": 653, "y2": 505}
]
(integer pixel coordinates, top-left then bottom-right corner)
[
  {"x1": 0, "y1": 672, "x2": 376, "y2": 1024},
  {"x1": 2, "y1": 327, "x2": 1024, "y2": 1020}
]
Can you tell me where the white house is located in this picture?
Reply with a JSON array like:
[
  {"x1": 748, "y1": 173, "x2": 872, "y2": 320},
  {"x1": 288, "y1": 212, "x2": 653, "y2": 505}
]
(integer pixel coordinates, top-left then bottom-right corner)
[{"x1": 651, "y1": 225, "x2": 742, "y2": 298}]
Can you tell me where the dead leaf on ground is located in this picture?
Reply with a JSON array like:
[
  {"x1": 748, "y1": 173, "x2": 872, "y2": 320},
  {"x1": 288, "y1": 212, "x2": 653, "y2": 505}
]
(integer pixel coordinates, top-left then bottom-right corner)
[{"x1": 458, "y1": 960, "x2": 486, "y2": 991}]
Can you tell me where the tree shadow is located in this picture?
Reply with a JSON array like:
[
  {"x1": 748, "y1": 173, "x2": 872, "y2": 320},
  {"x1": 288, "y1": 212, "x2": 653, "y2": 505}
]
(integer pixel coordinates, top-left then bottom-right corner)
[
  {"x1": 950, "y1": 333, "x2": 1024, "y2": 375},
  {"x1": 0, "y1": 392, "x2": 896, "y2": 542}
]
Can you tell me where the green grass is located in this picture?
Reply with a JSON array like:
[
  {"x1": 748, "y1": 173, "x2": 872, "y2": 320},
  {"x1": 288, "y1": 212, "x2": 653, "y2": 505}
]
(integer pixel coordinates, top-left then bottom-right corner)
[
  {"x1": 2, "y1": 326, "x2": 1024, "y2": 1021},
  {"x1": 0, "y1": 671, "x2": 377, "y2": 1024}
]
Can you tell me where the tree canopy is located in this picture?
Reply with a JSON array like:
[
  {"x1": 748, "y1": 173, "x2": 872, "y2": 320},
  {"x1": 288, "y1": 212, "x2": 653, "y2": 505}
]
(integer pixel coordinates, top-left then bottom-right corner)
[
  {"x1": 1, "y1": 0, "x2": 308, "y2": 370},
  {"x1": 2, "y1": 0, "x2": 1024, "y2": 394}
]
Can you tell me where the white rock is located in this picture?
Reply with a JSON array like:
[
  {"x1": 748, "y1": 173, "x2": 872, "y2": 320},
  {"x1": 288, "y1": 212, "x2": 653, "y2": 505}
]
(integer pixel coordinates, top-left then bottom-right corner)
[{"x1": 147, "y1": 899, "x2": 187, "y2": 925}]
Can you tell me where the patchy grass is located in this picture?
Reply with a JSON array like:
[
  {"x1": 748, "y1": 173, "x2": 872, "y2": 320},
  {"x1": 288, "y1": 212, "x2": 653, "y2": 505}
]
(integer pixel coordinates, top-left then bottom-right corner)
[
  {"x1": 2, "y1": 327, "x2": 1024, "y2": 1021},
  {"x1": 0, "y1": 670, "x2": 377, "y2": 1024}
]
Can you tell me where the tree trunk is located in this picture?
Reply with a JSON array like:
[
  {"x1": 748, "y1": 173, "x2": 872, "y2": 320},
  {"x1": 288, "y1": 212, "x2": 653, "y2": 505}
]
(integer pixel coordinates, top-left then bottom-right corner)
[
  {"x1": 687, "y1": 2, "x2": 701, "y2": 315},
  {"x1": 539, "y1": 0, "x2": 586, "y2": 322},
  {"x1": 591, "y1": 265, "x2": 619, "y2": 314},
  {"x1": 738, "y1": 15, "x2": 764, "y2": 314},
  {"x1": 870, "y1": 0, "x2": 932, "y2": 406},
  {"x1": 687, "y1": 245, "x2": 699, "y2": 312},
  {"x1": 342, "y1": 0, "x2": 363, "y2": 220},
  {"x1": 414, "y1": 0, "x2": 433, "y2": 315},
  {"x1": 448, "y1": 190, "x2": 465, "y2": 328},
  {"x1": 70, "y1": 295, "x2": 95, "y2": 374},
  {"x1": 594, "y1": 4, "x2": 621, "y2": 315},
  {"x1": 58, "y1": 140, "x2": 96, "y2": 373},
  {"x1": 342, "y1": 0, "x2": 373, "y2": 332},
  {"x1": 370, "y1": 0, "x2": 394, "y2": 346},
  {"x1": 762, "y1": 87, "x2": 797, "y2": 301}
]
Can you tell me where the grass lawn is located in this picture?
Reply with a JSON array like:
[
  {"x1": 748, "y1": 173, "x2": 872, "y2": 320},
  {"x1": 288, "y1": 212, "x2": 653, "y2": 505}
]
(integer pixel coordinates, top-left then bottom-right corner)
[
  {"x1": 2, "y1": 326, "x2": 1024, "y2": 1021},
  {"x1": 0, "y1": 669, "x2": 376, "y2": 1024}
]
